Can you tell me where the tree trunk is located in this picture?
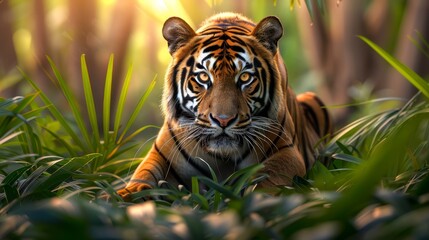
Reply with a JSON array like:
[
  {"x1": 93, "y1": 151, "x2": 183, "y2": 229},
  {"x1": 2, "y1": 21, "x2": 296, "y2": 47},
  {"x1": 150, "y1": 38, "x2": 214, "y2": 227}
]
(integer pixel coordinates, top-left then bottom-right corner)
[
  {"x1": 67, "y1": 0, "x2": 101, "y2": 124},
  {"x1": 0, "y1": 0, "x2": 19, "y2": 97},
  {"x1": 106, "y1": 0, "x2": 136, "y2": 127},
  {"x1": 31, "y1": 0, "x2": 52, "y2": 94},
  {"x1": 296, "y1": 0, "x2": 426, "y2": 125}
]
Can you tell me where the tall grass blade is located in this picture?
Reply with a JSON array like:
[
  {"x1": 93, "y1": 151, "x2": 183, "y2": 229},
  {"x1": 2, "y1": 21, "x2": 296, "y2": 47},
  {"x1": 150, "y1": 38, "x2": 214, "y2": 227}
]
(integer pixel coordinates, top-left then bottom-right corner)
[
  {"x1": 12, "y1": 94, "x2": 38, "y2": 115},
  {"x1": 46, "y1": 56, "x2": 92, "y2": 149},
  {"x1": 197, "y1": 176, "x2": 238, "y2": 200},
  {"x1": 0, "y1": 131, "x2": 22, "y2": 145},
  {"x1": 406, "y1": 31, "x2": 429, "y2": 60},
  {"x1": 81, "y1": 54, "x2": 100, "y2": 146},
  {"x1": 360, "y1": 36, "x2": 429, "y2": 99},
  {"x1": 327, "y1": 97, "x2": 403, "y2": 109},
  {"x1": 221, "y1": 163, "x2": 264, "y2": 195},
  {"x1": 118, "y1": 75, "x2": 157, "y2": 143},
  {"x1": 33, "y1": 153, "x2": 102, "y2": 193},
  {"x1": 0, "y1": 95, "x2": 37, "y2": 137},
  {"x1": 18, "y1": 123, "x2": 41, "y2": 156},
  {"x1": 20, "y1": 66, "x2": 84, "y2": 151},
  {"x1": 1, "y1": 166, "x2": 31, "y2": 187},
  {"x1": 41, "y1": 127, "x2": 77, "y2": 156},
  {"x1": 103, "y1": 55, "x2": 114, "y2": 144},
  {"x1": 189, "y1": 193, "x2": 209, "y2": 210},
  {"x1": 113, "y1": 63, "x2": 133, "y2": 142},
  {"x1": 108, "y1": 125, "x2": 158, "y2": 159},
  {"x1": 192, "y1": 176, "x2": 199, "y2": 194}
]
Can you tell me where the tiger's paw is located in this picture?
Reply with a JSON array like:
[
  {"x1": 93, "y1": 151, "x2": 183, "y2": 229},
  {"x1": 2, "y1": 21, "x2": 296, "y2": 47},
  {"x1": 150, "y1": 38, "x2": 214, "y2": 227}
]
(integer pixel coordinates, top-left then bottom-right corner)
[{"x1": 117, "y1": 184, "x2": 152, "y2": 202}]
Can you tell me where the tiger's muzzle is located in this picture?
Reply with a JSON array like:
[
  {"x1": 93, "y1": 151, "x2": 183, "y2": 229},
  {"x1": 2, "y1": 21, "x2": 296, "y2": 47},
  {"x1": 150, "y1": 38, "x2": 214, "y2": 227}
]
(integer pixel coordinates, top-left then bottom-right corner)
[{"x1": 197, "y1": 113, "x2": 250, "y2": 159}]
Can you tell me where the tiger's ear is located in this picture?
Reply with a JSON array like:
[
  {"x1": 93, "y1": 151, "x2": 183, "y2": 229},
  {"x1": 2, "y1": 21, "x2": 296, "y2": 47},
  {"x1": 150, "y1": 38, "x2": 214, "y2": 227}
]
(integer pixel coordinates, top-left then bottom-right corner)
[
  {"x1": 252, "y1": 16, "x2": 283, "y2": 54},
  {"x1": 162, "y1": 17, "x2": 196, "y2": 55}
]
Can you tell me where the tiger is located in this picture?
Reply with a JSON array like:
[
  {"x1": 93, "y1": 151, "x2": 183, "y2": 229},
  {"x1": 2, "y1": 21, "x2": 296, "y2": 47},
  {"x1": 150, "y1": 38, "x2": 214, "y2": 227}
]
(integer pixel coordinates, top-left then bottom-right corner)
[{"x1": 117, "y1": 12, "x2": 332, "y2": 201}]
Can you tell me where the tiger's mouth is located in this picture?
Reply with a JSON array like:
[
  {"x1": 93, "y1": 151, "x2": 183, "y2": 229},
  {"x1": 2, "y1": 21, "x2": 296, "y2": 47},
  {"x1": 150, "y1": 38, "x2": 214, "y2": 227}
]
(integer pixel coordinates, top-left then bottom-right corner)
[{"x1": 202, "y1": 133, "x2": 244, "y2": 157}]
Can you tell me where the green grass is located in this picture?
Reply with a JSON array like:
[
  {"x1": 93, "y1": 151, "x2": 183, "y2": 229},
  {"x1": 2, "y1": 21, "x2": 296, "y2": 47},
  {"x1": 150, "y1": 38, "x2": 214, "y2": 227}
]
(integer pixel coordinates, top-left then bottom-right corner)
[{"x1": 1, "y1": 38, "x2": 429, "y2": 239}]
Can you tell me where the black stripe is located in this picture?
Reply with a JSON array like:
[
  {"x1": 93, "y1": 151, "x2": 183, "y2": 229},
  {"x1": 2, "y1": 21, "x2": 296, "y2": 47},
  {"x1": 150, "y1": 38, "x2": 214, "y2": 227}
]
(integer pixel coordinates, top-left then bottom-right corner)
[
  {"x1": 300, "y1": 132, "x2": 310, "y2": 170},
  {"x1": 247, "y1": 45, "x2": 256, "y2": 55},
  {"x1": 273, "y1": 112, "x2": 287, "y2": 145},
  {"x1": 167, "y1": 122, "x2": 212, "y2": 178},
  {"x1": 201, "y1": 37, "x2": 219, "y2": 46},
  {"x1": 202, "y1": 53, "x2": 214, "y2": 62},
  {"x1": 230, "y1": 37, "x2": 246, "y2": 46},
  {"x1": 230, "y1": 45, "x2": 245, "y2": 53},
  {"x1": 200, "y1": 25, "x2": 251, "y2": 34},
  {"x1": 313, "y1": 96, "x2": 330, "y2": 136},
  {"x1": 186, "y1": 55, "x2": 195, "y2": 67},
  {"x1": 264, "y1": 112, "x2": 288, "y2": 158},
  {"x1": 254, "y1": 57, "x2": 275, "y2": 117},
  {"x1": 190, "y1": 45, "x2": 200, "y2": 55},
  {"x1": 238, "y1": 148, "x2": 250, "y2": 164},
  {"x1": 259, "y1": 112, "x2": 296, "y2": 164},
  {"x1": 154, "y1": 143, "x2": 187, "y2": 187},
  {"x1": 300, "y1": 102, "x2": 321, "y2": 136},
  {"x1": 277, "y1": 143, "x2": 294, "y2": 151},
  {"x1": 266, "y1": 59, "x2": 276, "y2": 113},
  {"x1": 292, "y1": 132, "x2": 298, "y2": 144},
  {"x1": 139, "y1": 169, "x2": 158, "y2": 184},
  {"x1": 203, "y1": 44, "x2": 221, "y2": 53},
  {"x1": 171, "y1": 57, "x2": 187, "y2": 119},
  {"x1": 146, "y1": 161, "x2": 164, "y2": 177}
]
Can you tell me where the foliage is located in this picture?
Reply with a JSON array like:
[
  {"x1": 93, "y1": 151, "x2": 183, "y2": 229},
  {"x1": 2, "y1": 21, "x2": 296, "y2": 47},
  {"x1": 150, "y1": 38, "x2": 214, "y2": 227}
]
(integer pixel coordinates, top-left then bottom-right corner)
[
  {"x1": 0, "y1": 54, "x2": 157, "y2": 212},
  {"x1": 1, "y1": 41, "x2": 429, "y2": 239}
]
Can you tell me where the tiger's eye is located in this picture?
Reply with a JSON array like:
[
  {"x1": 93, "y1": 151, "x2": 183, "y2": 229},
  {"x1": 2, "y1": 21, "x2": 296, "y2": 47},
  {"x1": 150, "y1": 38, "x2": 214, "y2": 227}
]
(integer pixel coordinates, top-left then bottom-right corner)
[
  {"x1": 198, "y1": 72, "x2": 209, "y2": 82},
  {"x1": 239, "y1": 72, "x2": 250, "y2": 82}
]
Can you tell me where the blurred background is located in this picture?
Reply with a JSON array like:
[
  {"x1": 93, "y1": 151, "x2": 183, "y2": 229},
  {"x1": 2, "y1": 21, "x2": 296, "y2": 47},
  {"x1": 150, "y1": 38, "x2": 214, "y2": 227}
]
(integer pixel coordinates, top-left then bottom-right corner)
[{"x1": 0, "y1": 0, "x2": 428, "y2": 128}]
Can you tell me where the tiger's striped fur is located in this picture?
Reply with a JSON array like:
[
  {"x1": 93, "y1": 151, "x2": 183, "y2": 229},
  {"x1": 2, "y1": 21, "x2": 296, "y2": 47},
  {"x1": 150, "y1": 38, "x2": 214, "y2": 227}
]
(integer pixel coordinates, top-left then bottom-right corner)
[{"x1": 118, "y1": 13, "x2": 332, "y2": 200}]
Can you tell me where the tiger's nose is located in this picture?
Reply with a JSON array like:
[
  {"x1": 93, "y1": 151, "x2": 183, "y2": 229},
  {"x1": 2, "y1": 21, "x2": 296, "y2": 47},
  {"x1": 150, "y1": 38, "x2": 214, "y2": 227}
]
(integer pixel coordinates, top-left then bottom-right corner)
[{"x1": 210, "y1": 113, "x2": 237, "y2": 128}]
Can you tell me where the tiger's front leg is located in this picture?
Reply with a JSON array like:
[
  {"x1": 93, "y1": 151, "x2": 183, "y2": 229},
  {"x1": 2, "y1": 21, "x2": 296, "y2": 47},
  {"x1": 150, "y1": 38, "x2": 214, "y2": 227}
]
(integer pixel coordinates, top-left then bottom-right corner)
[
  {"x1": 258, "y1": 146, "x2": 306, "y2": 190},
  {"x1": 117, "y1": 145, "x2": 168, "y2": 201}
]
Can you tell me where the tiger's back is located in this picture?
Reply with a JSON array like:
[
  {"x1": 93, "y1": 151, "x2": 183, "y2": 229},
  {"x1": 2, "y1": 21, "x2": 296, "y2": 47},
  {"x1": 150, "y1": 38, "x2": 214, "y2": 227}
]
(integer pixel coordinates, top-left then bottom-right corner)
[{"x1": 118, "y1": 13, "x2": 331, "y2": 200}]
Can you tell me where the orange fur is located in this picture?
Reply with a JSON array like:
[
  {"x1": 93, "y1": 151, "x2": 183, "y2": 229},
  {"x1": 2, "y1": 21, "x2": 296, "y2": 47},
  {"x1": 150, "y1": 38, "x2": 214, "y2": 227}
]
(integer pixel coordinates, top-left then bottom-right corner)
[{"x1": 118, "y1": 13, "x2": 331, "y2": 201}]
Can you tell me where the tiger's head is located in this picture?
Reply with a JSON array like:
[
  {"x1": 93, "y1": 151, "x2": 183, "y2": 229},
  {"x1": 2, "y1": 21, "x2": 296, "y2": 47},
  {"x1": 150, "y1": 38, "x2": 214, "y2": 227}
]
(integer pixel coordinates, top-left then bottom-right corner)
[{"x1": 161, "y1": 13, "x2": 287, "y2": 159}]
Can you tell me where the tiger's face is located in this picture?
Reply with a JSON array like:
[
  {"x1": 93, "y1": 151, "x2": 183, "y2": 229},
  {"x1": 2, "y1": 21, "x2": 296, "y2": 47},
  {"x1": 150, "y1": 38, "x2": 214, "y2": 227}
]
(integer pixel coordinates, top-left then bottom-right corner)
[
  {"x1": 184, "y1": 45, "x2": 260, "y2": 156},
  {"x1": 162, "y1": 13, "x2": 284, "y2": 159}
]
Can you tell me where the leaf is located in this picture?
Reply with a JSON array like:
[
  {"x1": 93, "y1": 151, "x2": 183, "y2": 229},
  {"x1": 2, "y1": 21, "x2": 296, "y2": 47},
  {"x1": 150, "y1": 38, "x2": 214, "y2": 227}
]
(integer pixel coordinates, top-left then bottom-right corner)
[
  {"x1": 118, "y1": 76, "x2": 157, "y2": 143},
  {"x1": 2, "y1": 184, "x2": 20, "y2": 204},
  {"x1": 192, "y1": 176, "x2": 199, "y2": 195},
  {"x1": 47, "y1": 57, "x2": 92, "y2": 149},
  {"x1": 189, "y1": 193, "x2": 209, "y2": 210},
  {"x1": 33, "y1": 153, "x2": 102, "y2": 193},
  {"x1": 81, "y1": 54, "x2": 100, "y2": 146},
  {"x1": 360, "y1": 36, "x2": 429, "y2": 99},
  {"x1": 112, "y1": 125, "x2": 158, "y2": 154},
  {"x1": 197, "y1": 176, "x2": 238, "y2": 200},
  {"x1": 0, "y1": 96, "x2": 24, "y2": 109},
  {"x1": 331, "y1": 153, "x2": 361, "y2": 165},
  {"x1": 1, "y1": 166, "x2": 31, "y2": 186},
  {"x1": 103, "y1": 55, "x2": 114, "y2": 145},
  {"x1": 304, "y1": 0, "x2": 325, "y2": 20},
  {"x1": 224, "y1": 164, "x2": 264, "y2": 194},
  {"x1": 113, "y1": 63, "x2": 133, "y2": 142},
  {"x1": 335, "y1": 141, "x2": 353, "y2": 155},
  {"x1": 41, "y1": 126, "x2": 77, "y2": 156},
  {"x1": 0, "y1": 94, "x2": 38, "y2": 136},
  {"x1": 0, "y1": 131, "x2": 23, "y2": 145}
]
